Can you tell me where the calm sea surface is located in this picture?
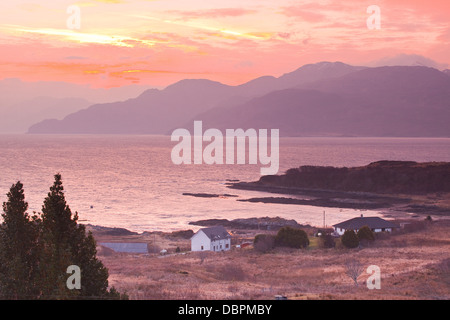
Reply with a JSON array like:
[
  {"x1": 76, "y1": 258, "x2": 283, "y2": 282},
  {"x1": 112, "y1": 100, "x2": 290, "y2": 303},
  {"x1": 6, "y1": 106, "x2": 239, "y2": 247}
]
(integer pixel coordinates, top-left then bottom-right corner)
[{"x1": 1, "y1": 135, "x2": 450, "y2": 232}]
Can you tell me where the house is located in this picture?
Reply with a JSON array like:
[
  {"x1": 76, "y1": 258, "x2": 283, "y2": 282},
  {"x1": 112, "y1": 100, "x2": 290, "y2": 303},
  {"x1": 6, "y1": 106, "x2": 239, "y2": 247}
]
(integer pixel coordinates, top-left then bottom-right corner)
[
  {"x1": 99, "y1": 242, "x2": 148, "y2": 253},
  {"x1": 191, "y1": 226, "x2": 231, "y2": 252},
  {"x1": 332, "y1": 215, "x2": 400, "y2": 236}
]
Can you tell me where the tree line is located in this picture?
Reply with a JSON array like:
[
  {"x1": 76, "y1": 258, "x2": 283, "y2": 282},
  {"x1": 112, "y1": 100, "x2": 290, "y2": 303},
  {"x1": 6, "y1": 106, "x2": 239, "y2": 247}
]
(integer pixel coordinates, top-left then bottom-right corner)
[{"x1": 0, "y1": 174, "x2": 126, "y2": 300}]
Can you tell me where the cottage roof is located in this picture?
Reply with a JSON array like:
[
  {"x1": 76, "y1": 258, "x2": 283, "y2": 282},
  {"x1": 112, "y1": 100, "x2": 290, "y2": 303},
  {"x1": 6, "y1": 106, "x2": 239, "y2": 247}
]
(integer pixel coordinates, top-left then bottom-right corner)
[
  {"x1": 333, "y1": 216, "x2": 399, "y2": 230},
  {"x1": 197, "y1": 226, "x2": 231, "y2": 241}
]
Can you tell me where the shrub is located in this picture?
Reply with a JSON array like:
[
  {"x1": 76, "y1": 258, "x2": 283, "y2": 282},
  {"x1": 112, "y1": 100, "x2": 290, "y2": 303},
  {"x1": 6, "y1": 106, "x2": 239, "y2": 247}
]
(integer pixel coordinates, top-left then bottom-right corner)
[
  {"x1": 170, "y1": 229, "x2": 194, "y2": 239},
  {"x1": 357, "y1": 225, "x2": 375, "y2": 243},
  {"x1": 341, "y1": 230, "x2": 359, "y2": 248},
  {"x1": 254, "y1": 234, "x2": 275, "y2": 253},
  {"x1": 344, "y1": 259, "x2": 364, "y2": 286},
  {"x1": 320, "y1": 233, "x2": 336, "y2": 248},
  {"x1": 275, "y1": 227, "x2": 309, "y2": 249}
]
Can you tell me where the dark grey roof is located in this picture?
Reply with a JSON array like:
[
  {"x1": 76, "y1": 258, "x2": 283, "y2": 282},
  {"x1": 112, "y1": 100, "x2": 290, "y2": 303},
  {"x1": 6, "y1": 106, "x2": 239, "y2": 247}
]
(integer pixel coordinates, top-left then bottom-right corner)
[
  {"x1": 198, "y1": 226, "x2": 231, "y2": 241},
  {"x1": 99, "y1": 242, "x2": 148, "y2": 253},
  {"x1": 333, "y1": 217, "x2": 400, "y2": 230}
]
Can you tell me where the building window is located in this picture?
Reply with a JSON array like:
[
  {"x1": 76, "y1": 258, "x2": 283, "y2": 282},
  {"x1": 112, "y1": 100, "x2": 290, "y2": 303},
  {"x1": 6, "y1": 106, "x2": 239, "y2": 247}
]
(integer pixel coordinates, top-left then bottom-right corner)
[
  {"x1": 225, "y1": 243, "x2": 229, "y2": 248},
  {"x1": 201, "y1": 246, "x2": 203, "y2": 250}
]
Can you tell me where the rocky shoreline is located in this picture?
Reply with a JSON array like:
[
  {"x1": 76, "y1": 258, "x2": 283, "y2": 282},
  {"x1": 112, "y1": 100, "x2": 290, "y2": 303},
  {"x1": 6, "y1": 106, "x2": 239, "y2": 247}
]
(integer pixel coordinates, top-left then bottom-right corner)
[
  {"x1": 227, "y1": 181, "x2": 450, "y2": 217},
  {"x1": 188, "y1": 216, "x2": 313, "y2": 231},
  {"x1": 85, "y1": 216, "x2": 315, "y2": 238}
]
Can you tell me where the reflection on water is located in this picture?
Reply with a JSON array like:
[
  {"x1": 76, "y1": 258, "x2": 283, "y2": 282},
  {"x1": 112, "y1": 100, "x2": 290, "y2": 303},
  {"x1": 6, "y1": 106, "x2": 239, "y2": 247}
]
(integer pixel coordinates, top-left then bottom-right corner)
[{"x1": 1, "y1": 135, "x2": 449, "y2": 232}]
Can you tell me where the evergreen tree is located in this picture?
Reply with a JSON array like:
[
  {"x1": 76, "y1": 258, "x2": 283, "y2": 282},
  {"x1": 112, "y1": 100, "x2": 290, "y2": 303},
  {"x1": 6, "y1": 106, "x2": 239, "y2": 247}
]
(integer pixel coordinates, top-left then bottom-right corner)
[
  {"x1": 39, "y1": 174, "x2": 119, "y2": 299},
  {"x1": 0, "y1": 182, "x2": 40, "y2": 299},
  {"x1": 341, "y1": 230, "x2": 359, "y2": 248},
  {"x1": 275, "y1": 226, "x2": 310, "y2": 249},
  {"x1": 38, "y1": 174, "x2": 77, "y2": 299},
  {"x1": 70, "y1": 224, "x2": 110, "y2": 298},
  {"x1": 320, "y1": 233, "x2": 336, "y2": 248},
  {"x1": 357, "y1": 225, "x2": 375, "y2": 243}
]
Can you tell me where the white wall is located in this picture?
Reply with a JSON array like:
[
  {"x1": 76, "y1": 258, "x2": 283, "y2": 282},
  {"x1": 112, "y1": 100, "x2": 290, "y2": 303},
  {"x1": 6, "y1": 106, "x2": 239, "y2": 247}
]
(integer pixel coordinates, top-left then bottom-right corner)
[
  {"x1": 335, "y1": 227, "x2": 345, "y2": 236},
  {"x1": 334, "y1": 227, "x2": 393, "y2": 236},
  {"x1": 191, "y1": 230, "x2": 211, "y2": 252},
  {"x1": 211, "y1": 239, "x2": 231, "y2": 252}
]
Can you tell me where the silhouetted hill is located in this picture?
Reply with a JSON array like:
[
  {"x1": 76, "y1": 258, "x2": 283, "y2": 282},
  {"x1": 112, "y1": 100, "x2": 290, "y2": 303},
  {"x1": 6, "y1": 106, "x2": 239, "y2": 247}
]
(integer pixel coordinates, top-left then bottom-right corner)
[
  {"x1": 29, "y1": 79, "x2": 234, "y2": 134},
  {"x1": 256, "y1": 161, "x2": 450, "y2": 195},
  {"x1": 276, "y1": 61, "x2": 366, "y2": 89},
  {"x1": 195, "y1": 66, "x2": 450, "y2": 136},
  {"x1": 27, "y1": 62, "x2": 364, "y2": 134},
  {"x1": 0, "y1": 78, "x2": 150, "y2": 133},
  {"x1": 192, "y1": 88, "x2": 350, "y2": 136},
  {"x1": 28, "y1": 64, "x2": 450, "y2": 136}
]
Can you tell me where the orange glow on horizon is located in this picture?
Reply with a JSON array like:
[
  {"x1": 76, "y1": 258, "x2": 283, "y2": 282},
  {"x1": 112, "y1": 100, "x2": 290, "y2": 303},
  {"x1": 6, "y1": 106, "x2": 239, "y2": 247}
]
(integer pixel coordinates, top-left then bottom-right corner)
[{"x1": 0, "y1": 0, "x2": 448, "y2": 88}]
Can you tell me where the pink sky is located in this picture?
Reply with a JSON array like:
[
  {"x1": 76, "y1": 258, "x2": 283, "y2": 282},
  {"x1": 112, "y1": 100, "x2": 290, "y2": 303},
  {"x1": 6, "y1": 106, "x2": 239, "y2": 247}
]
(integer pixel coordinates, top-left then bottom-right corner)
[{"x1": 1, "y1": 0, "x2": 449, "y2": 88}]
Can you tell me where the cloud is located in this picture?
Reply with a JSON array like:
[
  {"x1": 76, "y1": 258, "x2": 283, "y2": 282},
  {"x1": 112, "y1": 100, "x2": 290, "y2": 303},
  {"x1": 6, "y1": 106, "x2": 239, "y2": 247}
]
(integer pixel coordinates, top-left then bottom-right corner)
[
  {"x1": 132, "y1": 15, "x2": 267, "y2": 41},
  {"x1": 278, "y1": 5, "x2": 326, "y2": 22},
  {"x1": 167, "y1": 8, "x2": 257, "y2": 21},
  {"x1": 92, "y1": 0, "x2": 125, "y2": 3},
  {"x1": 368, "y1": 54, "x2": 448, "y2": 70},
  {"x1": 437, "y1": 27, "x2": 450, "y2": 43},
  {"x1": 6, "y1": 26, "x2": 159, "y2": 48},
  {"x1": 18, "y1": 3, "x2": 43, "y2": 12},
  {"x1": 234, "y1": 60, "x2": 254, "y2": 69},
  {"x1": 65, "y1": 56, "x2": 89, "y2": 60}
]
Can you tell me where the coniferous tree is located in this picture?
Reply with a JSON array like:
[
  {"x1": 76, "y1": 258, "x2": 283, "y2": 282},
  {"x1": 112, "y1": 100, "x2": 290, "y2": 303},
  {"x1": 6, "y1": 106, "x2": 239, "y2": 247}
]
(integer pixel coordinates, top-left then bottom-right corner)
[
  {"x1": 39, "y1": 174, "x2": 119, "y2": 299},
  {"x1": 274, "y1": 226, "x2": 310, "y2": 249},
  {"x1": 357, "y1": 225, "x2": 375, "y2": 246},
  {"x1": 1, "y1": 175, "x2": 124, "y2": 300},
  {"x1": 38, "y1": 174, "x2": 77, "y2": 299},
  {"x1": 0, "y1": 182, "x2": 40, "y2": 299},
  {"x1": 341, "y1": 229, "x2": 359, "y2": 248},
  {"x1": 70, "y1": 224, "x2": 111, "y2": 298}
]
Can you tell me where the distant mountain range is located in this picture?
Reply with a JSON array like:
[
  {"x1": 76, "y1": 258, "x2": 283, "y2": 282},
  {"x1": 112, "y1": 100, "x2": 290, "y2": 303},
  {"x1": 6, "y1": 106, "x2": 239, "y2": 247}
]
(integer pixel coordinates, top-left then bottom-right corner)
[
  {"x1": 0, "y1": 78, "x2": 151, "y2": 133},
  {"x1": 28, "y1": 62, "x2": 450, "y2": 137}
]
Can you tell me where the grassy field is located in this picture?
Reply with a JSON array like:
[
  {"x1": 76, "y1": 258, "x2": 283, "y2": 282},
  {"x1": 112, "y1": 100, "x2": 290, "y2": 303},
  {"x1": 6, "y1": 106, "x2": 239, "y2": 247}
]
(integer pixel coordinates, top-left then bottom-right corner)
[{"x1": 93, "y1": 220, "x2": 450, "y2": 300}]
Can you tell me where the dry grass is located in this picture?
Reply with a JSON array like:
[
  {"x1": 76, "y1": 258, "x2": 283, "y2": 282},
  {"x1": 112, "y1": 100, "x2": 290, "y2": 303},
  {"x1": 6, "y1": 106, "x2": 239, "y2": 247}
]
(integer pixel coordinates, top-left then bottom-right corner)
[{"x1": 96, "y1": 221, "x2": 450, "y2": 300}]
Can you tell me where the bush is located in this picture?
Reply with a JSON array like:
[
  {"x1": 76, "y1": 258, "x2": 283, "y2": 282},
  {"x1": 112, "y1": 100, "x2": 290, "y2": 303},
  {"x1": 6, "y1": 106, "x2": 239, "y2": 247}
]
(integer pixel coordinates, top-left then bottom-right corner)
[
  {"x1": 341, "y1": 230, "x2": 359, "y2": 248},
  {"x1": 357, "y1": 225, "x2": 375, "y2": 242},
  {"x1": 275, "y1": 227, "x2": 309, "y2": 249},
  {"x1": 320, "y1": 233, "x2": 336, "y2": 248},
  {"x1": 254, "y1": 234, "x2": 275, "y2": 253}
]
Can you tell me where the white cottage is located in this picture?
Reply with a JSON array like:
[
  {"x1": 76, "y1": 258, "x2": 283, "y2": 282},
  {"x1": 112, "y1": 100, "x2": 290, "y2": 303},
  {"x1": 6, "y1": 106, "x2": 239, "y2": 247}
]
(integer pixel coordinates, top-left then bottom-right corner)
[{"x1": 191, "y1": 226, "x2": 231, "y2": 252}]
